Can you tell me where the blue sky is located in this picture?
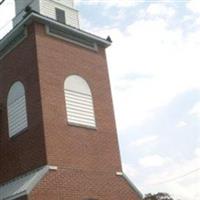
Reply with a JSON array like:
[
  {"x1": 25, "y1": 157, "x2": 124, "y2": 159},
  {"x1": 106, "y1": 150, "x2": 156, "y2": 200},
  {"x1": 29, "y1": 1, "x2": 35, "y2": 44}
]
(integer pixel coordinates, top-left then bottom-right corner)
[
  {"x1": 1, "y1": 0, "x2": 200, "y2": 200},
  {"x1": 76, "y1": 1, "x2": 200, "y2": 199}
]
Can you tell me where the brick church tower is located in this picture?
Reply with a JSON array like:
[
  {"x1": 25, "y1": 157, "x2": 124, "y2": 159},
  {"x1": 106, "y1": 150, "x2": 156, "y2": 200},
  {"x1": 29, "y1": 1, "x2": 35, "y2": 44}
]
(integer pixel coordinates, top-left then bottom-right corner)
[{"x1": 0, "y1": 0, "x2": 143, "y2": 199}]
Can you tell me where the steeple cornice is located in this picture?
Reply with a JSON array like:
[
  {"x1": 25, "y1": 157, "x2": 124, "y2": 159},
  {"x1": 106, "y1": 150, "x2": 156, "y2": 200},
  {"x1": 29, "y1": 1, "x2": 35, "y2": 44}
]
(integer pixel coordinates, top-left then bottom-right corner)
[{"x1": 0, "y1": 11, "x2": 111, "y2": 60}]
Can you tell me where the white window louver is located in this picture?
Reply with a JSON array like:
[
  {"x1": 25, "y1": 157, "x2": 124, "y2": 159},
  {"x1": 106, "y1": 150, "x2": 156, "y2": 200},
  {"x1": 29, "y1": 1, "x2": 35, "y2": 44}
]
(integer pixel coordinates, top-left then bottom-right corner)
[
  {"x1": 7, "y1": 81, "x2": 28, "y2": 137},
  {"x1": 64, "y1": 75, "x2": 96, "y2": 128}
]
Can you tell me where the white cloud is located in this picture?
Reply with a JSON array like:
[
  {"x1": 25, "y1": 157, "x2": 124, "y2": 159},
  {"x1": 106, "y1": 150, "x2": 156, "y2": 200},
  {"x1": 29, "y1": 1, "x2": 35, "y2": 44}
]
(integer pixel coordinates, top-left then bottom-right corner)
[
  {"x1": 183, "y1": 15, "x2": 194, "y2": 22},
  {"x1": 75, "y1": 0, "x2": 139, "y2": 7},
  {"x1": 79, "y1": 5, "x2": 200, "y2": 199},
  {"x1": 176, "y1": 121, "x2": 187, "y2": 128},
  {"x1": 142, "y1": 156, "x2": 200, "y2": 200},
  {"x1": 194, "y1": 148, "x2": 200, "y2": 157},
  {"x1": 147, "y1": 3, "x2": 175, "y2": 18},
  {"x1": 122, "y1": 163, "x2": 138, "y2": 179},
  {"x1": 99, "y1": 17, "x2": 200, "y2": 131},
  {"x1": 195, "y1": 16, "x2": 200, "y2": 25},
  {"x1": 189, "y1": 102, "x2": 200, "y2": 119},
  {"x1": 187, "y1": 0, "x2": 200, "y2": 14},
  {"x1": 131, "y1": 135, "x2": 158, "y2": 147},
  {"x1": 139, "y1": 155, "x2": 168, "y2": 167},
  {"x1": 110, "y1": 9, "x2": 127, "y2": 21}
]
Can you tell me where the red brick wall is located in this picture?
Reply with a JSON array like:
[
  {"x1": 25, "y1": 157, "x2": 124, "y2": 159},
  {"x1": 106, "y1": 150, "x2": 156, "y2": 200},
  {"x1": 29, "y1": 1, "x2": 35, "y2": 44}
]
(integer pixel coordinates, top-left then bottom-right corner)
[
  {"x1": 29, "y1": 22, "x2": 142, "y2": 199},
  {"x1": 34, "y1": 23, "x2": 122, "y2": 173},
  {"x1": 0, "y1": 21, "x2": 142, "y2": 199},
  {"x1": 0, "y1": 24, "x2": 47, "y2": 184},
  {"x1": 30, "y1": 169, "x2": 142, "y2": 200}
]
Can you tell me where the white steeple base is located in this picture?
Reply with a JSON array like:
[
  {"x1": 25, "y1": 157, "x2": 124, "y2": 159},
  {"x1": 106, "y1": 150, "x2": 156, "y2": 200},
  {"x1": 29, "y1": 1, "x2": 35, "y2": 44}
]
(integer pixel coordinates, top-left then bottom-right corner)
[{"x1": 13, "y1": 0, "x2": 79, "y2": 28}]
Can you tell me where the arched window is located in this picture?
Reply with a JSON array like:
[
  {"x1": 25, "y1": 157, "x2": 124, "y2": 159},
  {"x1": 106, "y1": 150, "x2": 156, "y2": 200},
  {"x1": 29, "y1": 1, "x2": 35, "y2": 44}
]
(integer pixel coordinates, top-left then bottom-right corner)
[
  {"x1": 64, "y1": 75, "x2": 96, "y2": 128},
  {"x1": 7, "y1": 81, "x2": 28, "y2": 137}
]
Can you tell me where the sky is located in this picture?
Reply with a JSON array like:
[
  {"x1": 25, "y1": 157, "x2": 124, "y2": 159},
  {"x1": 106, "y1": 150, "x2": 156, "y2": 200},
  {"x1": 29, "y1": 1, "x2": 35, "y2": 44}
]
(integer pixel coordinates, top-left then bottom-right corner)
[{"x1": 0, "y1": 0, "x2": 200, "y2": 200}]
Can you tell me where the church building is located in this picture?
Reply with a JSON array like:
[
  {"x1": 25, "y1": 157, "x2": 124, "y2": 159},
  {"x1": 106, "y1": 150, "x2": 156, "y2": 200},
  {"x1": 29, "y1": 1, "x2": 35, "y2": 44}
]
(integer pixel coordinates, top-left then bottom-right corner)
[{"x1": 0, "y1": 0, "x2": 143, "y2": 199}]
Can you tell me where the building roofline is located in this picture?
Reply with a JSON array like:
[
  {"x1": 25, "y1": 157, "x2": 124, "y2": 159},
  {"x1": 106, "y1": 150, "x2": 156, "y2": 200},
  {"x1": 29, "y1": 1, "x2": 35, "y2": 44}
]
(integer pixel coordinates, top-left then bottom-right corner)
[
  {"x1": 122, "y1": 173, "x2": 143, "y2": 199},
  {"x1": 0, "y1": 165, "x2": 52, "y2": 200},
  {"x1": 116, "y1": 171, "x2": 143, "y2": 200},
  {"x1": 0, "y1": 11, "x2": 111, "y2": 51}
]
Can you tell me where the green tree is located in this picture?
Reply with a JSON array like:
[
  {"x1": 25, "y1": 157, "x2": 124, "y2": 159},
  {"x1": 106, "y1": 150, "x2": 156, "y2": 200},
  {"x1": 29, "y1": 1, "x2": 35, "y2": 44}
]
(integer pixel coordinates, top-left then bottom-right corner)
[{"x1": 144, "y1": 193, "x2": 174, "y2": 200}]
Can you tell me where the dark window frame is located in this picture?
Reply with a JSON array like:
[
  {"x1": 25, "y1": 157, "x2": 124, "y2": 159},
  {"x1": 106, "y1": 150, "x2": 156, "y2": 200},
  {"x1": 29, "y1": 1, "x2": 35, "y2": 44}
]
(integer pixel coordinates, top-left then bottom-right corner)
[{"x1": 55, "y1": 8, "x2": 66, "y2": 24}]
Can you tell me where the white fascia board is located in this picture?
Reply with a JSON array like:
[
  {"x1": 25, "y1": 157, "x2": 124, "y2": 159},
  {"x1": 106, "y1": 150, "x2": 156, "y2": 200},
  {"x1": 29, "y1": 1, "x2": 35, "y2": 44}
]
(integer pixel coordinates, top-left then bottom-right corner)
[
  {"x1": 0, "y1": 11, "x2": 111, "y2": 51},
  {"x1": 28, "y1": 12, "x2": 111, "y2": 47}
]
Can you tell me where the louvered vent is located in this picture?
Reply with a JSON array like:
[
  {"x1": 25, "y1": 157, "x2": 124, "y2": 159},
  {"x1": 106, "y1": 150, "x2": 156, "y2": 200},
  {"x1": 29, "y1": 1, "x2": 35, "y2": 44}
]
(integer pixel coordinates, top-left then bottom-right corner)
[
  {"x1": 55, "y1": 8, "x2": 66, "y2": 24},
  {"x1": 7, "y1": 82, "x2": 28, "y2": 137},
  {"x1": 64, "y1": 75, "x2": 96, "y2": 128}
]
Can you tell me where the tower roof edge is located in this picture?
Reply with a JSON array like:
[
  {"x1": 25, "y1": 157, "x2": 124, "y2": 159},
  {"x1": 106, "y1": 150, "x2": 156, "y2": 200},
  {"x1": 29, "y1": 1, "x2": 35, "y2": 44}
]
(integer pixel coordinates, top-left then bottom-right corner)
[{"x1": 0, "y1": 12, "x2": 111, "y2": 54}]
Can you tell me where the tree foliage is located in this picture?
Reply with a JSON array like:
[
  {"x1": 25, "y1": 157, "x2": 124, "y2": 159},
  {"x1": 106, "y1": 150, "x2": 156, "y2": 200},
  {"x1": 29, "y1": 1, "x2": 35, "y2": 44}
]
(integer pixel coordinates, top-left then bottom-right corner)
[{"x1": 144, "y1": 193, "x2": 174, "y2": 200}]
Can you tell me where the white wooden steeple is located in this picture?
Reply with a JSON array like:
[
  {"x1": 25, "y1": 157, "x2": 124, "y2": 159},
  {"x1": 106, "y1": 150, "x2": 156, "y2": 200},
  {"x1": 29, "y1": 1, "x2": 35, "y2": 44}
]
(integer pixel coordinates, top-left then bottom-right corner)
[{"x1": 13, "y1": 0, "x2": 79, "y2": 28}]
